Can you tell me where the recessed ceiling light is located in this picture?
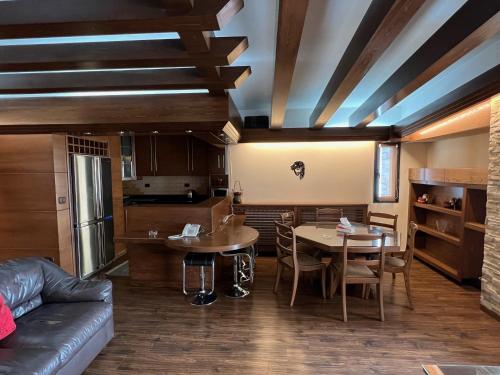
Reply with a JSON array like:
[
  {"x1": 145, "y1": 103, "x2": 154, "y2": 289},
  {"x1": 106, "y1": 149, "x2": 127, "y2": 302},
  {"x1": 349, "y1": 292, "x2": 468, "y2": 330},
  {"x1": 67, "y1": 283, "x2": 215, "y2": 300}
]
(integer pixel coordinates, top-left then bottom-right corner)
[
  {"x1": 119, "y1": 131, "x2": 125, "y2": 135},
  {"x1": 152, "y1": 131, "x2": 159, "y2": 134},
  {"x1": 185, "y1": 130, "x2": 192, "y2": 134},
  {"x1": 84, "y1": 132, "x2": 92, "y2": 135}
]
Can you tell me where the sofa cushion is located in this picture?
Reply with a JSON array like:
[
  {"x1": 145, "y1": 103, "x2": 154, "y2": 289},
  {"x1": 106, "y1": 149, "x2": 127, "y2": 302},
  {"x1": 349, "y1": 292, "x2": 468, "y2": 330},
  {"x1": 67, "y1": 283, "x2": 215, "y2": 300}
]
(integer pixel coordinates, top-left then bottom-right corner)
[
  {"x1": 0, "y1": 348, "x2": 61, "y2": 375},
  {"x1": 0, "y1": 296, "x2": 15, "y2": 340},
  {"x1": 0, "y1": 260, "x2": 44, "y2": 319},
  {"x1": 0, "y1": 302, "x2": 112, "y2": 367}
]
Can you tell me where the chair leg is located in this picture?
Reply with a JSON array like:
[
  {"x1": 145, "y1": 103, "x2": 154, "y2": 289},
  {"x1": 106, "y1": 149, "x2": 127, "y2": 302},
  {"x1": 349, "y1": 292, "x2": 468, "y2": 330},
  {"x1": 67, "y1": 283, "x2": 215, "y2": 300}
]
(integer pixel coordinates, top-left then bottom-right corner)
[
  {"x1": 329, "y1": 267, "x2": 339, "y2": 299},
  {"x1": 290, "y1": 269, "x2": 300, "y2": 307},
  {"x1": 363, "y1": 284, "x2": 371, "y2": 299},
  {"x1": 341, "y1": 280, "x2": 347, "y2": 322},
  {"x1": 377, "y1": 283, "x2": 384, "y2": 322},
  {"x1": 321, "y1": 267, "x2": 326, "y2": 300},
  {"x1": 392, "y1": 273, "x2": 396, "y2": 282},
  {"x1": 273, "y1": 262, "x2": 283, "y2": 294},
  {"x1": 403, "y1": 271, "x2": 414, "y2": 310}
]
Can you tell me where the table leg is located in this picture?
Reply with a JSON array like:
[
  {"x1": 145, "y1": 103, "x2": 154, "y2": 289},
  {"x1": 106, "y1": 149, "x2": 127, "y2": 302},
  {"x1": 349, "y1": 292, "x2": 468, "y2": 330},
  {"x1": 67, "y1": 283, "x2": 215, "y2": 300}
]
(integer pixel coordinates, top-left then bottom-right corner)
[
  {"x1": 191, "y1": 265, "x2": 217, "y2": 306},
  {"x1": 225, "y1": 255, "x2": 250, "y2": 298}
]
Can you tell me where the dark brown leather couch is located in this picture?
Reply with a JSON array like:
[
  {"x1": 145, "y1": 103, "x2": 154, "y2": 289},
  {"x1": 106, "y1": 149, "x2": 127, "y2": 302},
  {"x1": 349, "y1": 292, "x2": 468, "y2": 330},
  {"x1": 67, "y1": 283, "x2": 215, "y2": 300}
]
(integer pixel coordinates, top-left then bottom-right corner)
[{"x1": 0, "y1": 257, "x2": 113, "y2": 375}]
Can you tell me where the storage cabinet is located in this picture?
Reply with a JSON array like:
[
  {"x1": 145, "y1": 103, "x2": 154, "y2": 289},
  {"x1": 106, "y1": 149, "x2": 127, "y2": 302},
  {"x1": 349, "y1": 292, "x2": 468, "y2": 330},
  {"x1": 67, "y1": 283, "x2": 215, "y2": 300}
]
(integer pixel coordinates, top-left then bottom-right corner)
[
  {"x1": 408, "y1": 168, "x2": 487, "y2": 281},
  {"x1": 134, "y1": 135, "x2": 210, "y2": 176},
  {"x1": 208, "y1": 145, "x2": 226, "y2": 174}
]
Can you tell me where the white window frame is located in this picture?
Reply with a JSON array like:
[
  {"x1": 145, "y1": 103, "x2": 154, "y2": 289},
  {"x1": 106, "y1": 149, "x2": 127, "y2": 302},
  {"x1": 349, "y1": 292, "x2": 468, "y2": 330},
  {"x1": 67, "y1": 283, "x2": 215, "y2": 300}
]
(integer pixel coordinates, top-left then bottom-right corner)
[{"x1": 374, "y1": 142, "x2": 400, "y2": 203}]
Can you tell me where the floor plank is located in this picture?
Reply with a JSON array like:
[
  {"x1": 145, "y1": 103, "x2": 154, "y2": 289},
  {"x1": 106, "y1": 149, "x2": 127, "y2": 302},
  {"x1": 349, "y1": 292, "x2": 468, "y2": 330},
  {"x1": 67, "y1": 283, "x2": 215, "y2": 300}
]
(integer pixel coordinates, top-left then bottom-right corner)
[{"x1": 85, "y1": 258, "x2": 500, "y2": 375}]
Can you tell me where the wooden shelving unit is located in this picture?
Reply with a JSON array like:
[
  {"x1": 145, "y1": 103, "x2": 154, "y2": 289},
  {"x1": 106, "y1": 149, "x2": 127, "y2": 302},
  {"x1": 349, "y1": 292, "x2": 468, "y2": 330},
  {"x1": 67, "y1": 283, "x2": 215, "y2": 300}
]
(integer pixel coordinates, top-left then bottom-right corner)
[{"x1": 409, "y1": 168, "x2": 487, "y2": 281}]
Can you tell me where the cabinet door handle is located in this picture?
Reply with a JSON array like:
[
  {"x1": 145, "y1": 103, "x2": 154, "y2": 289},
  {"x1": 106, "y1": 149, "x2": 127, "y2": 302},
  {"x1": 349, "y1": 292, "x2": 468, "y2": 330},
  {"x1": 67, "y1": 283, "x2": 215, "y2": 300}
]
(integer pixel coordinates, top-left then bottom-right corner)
[
  {"x1": 186, "y1": 138, "x2": 190, "y2": 173},
  {"x1": 149, "y1": 136, "x2": 153, "y2": 173},
  {"x1": 154, "y1": 136, "x2": 158, "y2": 173},
  {"x1": 222, "y1": 154, "x2": 224, "y2": 170},
  {"x1": 217, "y1": 155, "x2": 220, "y2": 169},
  {"x1": 191, "y1": 139, "x2": 194, "y2": 172}
]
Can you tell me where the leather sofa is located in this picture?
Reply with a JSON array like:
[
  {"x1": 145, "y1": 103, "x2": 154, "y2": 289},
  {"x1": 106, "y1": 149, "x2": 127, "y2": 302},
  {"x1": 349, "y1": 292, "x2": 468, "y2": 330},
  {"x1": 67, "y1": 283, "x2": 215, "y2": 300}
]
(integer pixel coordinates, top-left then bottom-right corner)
[{"x1": 0, "y1": 257, "x2": 114, "y2": 375}]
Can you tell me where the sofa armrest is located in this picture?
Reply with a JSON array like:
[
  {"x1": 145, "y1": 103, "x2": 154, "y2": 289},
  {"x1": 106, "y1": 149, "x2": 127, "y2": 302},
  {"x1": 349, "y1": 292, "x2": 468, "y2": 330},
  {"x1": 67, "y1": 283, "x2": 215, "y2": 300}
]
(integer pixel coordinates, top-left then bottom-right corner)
[{"x1": 37, "y1": 258, "x2": 112, "y2": 304}]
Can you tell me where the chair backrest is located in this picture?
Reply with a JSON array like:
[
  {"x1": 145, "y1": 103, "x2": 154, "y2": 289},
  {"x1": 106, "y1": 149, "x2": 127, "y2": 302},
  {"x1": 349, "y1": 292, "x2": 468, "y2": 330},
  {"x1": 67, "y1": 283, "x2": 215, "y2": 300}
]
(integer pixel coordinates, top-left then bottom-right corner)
[
  {"x1": 403, "y1": 221, "x2": 418, "y2": 266},
  {"x1": 367, "y1": 211, "x2": 398, "y2": 231},
  {"x1": 274, "y1": 221, "x2": 298, "y2": 266},
  {"x1": 316, "y1": 208, "x2": 343, "y2": 223},
  {"x1": 279, "y1": 211, "x2": 295, "y2": 226},
  {"x1": 341, "y1": 233, "x2": 386, "y2": 279}
]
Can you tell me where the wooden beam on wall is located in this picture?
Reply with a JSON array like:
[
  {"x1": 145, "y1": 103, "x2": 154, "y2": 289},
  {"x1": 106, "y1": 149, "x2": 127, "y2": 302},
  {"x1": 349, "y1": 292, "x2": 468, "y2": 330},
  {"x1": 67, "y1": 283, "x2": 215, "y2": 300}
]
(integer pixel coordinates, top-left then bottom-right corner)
[
  {"x1": 270, "y1": 0, "x2": 309, "y2": 129},
  {"x1": 0, "y1": 37, "x2": 249, "y2": 72},
  {"x1": 240, "y1": 127, "x2": 391, "y2": 143},
  {"x1": 395, "y1": 65, "x2": 500, "y2": 137},
  {"x1": 309, "y1": 0, "x2": 425, "y2": 129},
  {"x1": 0, "y1": 0, "x2": 243, "y2": 38},
  {"x1": 0, "y1": 66, "x2": 251, "y2": 94},
  {"x1": 350, "y1": 0, "x2": 500, "y2": 128}
]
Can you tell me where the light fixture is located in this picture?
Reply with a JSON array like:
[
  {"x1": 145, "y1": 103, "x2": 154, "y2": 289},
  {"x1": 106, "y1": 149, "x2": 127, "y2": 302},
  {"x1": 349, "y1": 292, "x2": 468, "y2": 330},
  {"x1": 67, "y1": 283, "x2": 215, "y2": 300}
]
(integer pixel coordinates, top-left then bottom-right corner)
[
  {"x1": 419, "y1": 102, "x2": 490, "y2": 136},
  {"x1": 185, "y1": 130, "x2": 192, "y2": 134},
  {"x1": 152, "y1": 131, "x2": 159, "y2": 134},
  {"x1": 83, "y1": 132, "x2": 92, "y2": 135}
]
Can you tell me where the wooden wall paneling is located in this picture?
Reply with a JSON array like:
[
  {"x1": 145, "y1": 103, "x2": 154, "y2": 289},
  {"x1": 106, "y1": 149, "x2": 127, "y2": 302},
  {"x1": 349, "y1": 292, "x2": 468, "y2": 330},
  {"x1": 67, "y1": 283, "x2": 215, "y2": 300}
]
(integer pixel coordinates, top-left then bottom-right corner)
[
  {"x1": 107, "y1": 136, "x2": 126, "y2": 255},
  {"x1": 52, "y1": 135, "x2": 68, "y2": 173},
  {"x1": 0, "y1": 212, "x2": 59, "y2": 249},
  {"x1": 350, "y1": 1, "x2": 500, "y2": 128},
  {"x1": 0, "y1": 37, "x2": 249, "y2": 72},
  {"x1": 57, "y1": 209, "x2": 74, "y2": 275},
  {"x1": 309, "y1": 0, "x2": 424, "y2": 128},
  {"x1": 0, "y1": 0, "x2": 244, "y2": 38},
  {"x1": 0, "y1": 135, "x2": 55, "y2": 172},
  {"x1": 0, "y1": 174, "x2": 57, "y2": 211},
  {"x1": 0, "y1": 67, "x2": 252, "y2": 94},
  {"x1": 54, "y1": 172, "x2": 70, "y2": 211},
  {"x1": 0, "y1": 249, "x2": 61, "y2": 264},
  {"x1": 270, "y1": 0, "x2": 309, "y2": 128}
]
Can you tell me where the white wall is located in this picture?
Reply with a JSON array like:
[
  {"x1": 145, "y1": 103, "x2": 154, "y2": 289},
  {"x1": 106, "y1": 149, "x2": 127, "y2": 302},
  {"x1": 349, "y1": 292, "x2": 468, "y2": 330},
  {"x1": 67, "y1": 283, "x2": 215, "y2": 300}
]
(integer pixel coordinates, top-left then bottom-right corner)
[
  {"x1": 228, "y1": 141, "x2": 428, "y2": 247},
  {"x1": 426, "y1": 131, "x2": 489, "y2": 169}
]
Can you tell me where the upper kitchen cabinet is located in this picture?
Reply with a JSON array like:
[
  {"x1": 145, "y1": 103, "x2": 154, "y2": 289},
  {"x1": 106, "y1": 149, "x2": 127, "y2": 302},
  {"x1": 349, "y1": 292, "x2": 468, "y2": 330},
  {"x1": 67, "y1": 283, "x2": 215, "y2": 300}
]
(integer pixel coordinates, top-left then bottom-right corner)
[
  {"x1": 208, "y1": 145, "x2": 226, "y2": 175},
  {"x1": 132, "y1": 135, "x2": 209, "y2": 177}
]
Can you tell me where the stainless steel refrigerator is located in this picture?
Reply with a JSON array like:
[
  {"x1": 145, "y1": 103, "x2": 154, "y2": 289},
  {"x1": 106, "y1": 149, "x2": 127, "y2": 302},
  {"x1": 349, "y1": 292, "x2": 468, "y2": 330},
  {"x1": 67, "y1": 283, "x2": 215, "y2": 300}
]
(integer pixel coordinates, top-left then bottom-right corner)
[{"x1": 70, "y1": 154, "x2": 114, "y2": 278}]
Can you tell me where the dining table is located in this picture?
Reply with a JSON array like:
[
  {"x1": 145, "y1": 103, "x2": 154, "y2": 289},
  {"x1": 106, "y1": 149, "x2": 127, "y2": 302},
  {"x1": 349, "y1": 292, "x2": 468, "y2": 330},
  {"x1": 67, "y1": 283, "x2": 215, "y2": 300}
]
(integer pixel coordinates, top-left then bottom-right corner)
[{"x1": 294, "y1": 222, "x2": 401, "y2": 253}]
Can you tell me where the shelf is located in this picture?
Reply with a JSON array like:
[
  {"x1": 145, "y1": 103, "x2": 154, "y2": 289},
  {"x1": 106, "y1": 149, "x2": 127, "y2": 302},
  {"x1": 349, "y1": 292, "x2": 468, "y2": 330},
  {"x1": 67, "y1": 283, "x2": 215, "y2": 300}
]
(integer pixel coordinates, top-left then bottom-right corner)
[
  {"x1": 464, "y1": 221, "x2": 486, "y2": 234},
  {"x1": 418, "y1": 224, "x2": 461, "y2": 246},
  {"x1": 414, "y1": 248, "x2": 460, "y2": 280},
  {"x1": 413, "y1": 202, "x2": 463, "y2": 217}
]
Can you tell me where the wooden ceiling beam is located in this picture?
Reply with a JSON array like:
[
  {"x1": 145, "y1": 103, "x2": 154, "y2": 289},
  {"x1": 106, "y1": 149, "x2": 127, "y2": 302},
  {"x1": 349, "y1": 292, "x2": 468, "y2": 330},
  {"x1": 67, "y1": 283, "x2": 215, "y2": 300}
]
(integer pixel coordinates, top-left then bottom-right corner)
[
  {"x1": 0, "y1": 66, "x2": 251, "y2": 94},
  {"x1": 350, "y1": 0, "x2": 500, "y2": 128},
  {"x1": 0, "y1": 94, "x2": 233, "y2": 127},
  {"x1": 395, "y1": 65, "x2": 500, "y2": 137},
  {"x1": 240, "y1": 127, "x2": 391, "y2": 143},
  {"x1": 0, "y1": 37, "x2": 249, "y2": 72},
  {"x1": 0, "y1": 0, "x2": 243, "y2": 38},
  {"x1": 309, "y1": 0, "x2": 425, "y2": 129},
  {"x1": 270, "y1": 0, "x2": 309, "y2": 129}
]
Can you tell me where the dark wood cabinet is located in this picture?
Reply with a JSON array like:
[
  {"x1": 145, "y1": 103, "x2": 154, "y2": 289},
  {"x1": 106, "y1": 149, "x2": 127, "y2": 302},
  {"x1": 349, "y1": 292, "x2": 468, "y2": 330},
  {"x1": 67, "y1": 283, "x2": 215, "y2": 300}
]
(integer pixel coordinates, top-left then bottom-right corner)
[
  {"x1": 134, "y1": 135, "x2": 154, "y2": 176},
  {"x1": 134, "y1": 135, "x2": 210, "y2": 176},
  {"x1": 208, "y1": 145, "x2": 226, "y2": 174}
]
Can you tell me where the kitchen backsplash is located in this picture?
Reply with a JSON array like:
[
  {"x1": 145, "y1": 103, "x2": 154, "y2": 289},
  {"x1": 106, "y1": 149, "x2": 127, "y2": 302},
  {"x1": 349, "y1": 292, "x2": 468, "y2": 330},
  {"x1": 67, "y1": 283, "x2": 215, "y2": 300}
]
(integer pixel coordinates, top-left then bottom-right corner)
[{"x1": 123, "y1": 176, "x2": 209, "y2": 195}]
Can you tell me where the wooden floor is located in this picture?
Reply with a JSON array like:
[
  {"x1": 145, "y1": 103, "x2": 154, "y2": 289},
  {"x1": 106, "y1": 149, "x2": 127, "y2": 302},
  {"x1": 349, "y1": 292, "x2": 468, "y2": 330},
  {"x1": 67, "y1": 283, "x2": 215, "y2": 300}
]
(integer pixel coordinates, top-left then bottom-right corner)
[{"x1": 85, "y1": 258, "x2": 500, "y2": 375}]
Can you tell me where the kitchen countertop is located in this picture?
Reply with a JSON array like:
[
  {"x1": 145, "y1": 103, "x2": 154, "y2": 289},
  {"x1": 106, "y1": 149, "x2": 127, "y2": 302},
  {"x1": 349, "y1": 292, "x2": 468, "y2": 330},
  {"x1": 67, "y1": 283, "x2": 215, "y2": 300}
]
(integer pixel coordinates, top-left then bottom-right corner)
[{"x1": 123, "y1": 195, "x2": 219, "y2": 207}]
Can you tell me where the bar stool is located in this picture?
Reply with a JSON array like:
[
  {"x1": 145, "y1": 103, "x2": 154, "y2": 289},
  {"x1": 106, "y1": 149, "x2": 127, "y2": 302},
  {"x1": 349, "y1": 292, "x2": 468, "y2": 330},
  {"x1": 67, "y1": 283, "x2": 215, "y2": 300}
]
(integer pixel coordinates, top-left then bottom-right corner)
[
  {"x1": 219, "y1": 245, "x2": 255, "y2": 298},
  {"x1": 182, "y1": 252, "x2": 217, "y2": 306}
]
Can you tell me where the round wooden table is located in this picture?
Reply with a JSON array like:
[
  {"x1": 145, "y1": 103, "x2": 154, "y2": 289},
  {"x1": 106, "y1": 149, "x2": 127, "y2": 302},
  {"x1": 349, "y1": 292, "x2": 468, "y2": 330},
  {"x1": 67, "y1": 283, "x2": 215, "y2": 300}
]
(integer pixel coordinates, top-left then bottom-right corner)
[{"x1": 166, "y1": 216, "x2": 259, "y2": 305}]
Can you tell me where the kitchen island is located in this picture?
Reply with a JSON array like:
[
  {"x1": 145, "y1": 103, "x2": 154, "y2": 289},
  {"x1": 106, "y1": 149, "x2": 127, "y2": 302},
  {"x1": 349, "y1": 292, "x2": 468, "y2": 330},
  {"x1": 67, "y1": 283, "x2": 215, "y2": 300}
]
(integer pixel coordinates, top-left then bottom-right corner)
[{"x1": 117, "y1": 196, "x2": 231, "y2": 288}]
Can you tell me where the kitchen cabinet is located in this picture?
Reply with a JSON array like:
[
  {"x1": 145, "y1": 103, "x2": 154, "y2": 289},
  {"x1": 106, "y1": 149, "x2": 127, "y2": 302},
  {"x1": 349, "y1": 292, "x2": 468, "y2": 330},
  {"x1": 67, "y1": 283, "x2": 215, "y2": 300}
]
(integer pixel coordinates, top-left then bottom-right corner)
[
  {"x1": 208, "y1": 145, "x2": 226, "y2": 174},
  {"x1": 133, "y1": 135, "x2": 209, "y2": 176}
]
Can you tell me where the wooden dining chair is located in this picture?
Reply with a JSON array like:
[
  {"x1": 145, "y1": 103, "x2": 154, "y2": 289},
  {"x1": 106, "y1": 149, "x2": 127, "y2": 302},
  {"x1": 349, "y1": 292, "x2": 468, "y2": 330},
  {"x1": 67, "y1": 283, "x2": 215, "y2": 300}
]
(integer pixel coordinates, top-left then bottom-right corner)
[
  {"x1": 273, "y1": 221, "x2": 326, "y2": 307},
  {"x1": 315, "y1": 208, "x2": 343, "y2": 223},
  {"x1": 329, "y1": 233, "x2": 386, "y2": 322},
  {"x1": 367, "y1": 211, "x2": 398, "y2": 231},
  {"x1": 384, "y1": 221, "x2": 418, "y2": 309},
  {"x1": 279, "y1": 211, "x2": 296, "y2": 226}
]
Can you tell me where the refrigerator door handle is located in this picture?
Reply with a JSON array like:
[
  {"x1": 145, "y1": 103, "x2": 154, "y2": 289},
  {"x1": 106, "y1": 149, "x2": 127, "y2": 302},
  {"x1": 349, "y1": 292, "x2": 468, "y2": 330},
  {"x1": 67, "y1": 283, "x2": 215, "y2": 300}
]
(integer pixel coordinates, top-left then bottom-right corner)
[
  {"x1": 94, "y1": 158, "x2": 103, "y2": 220},
  {"x1": 97, "y1": 221, "x2": 104, "y2": 268}
]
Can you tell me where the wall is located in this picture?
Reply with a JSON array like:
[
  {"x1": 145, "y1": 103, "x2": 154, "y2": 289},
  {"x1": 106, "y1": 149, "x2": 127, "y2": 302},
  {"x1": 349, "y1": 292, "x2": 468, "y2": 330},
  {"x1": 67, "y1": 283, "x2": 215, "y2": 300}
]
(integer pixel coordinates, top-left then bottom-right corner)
[
  {"x1": 482, "y1": 95, "x2": 500, "y2": 318},
  {"x1": 228, "y1": 141, "x2": 427, "y2": 245},
  {"x1": 426, "y1": 132, "x2": 490, "y2": 169}
]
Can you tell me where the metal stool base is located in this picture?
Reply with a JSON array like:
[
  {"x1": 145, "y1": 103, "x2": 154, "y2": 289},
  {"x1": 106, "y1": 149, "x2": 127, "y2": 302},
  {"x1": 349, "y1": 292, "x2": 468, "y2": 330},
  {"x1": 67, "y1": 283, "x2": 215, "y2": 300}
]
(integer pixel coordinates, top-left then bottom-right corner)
[
  {"x1": 191, "y1": 291, "x2": 217, "y2": 306},
  {"x1": 225, "y1": 285, "x2": 250, "y2": 298}
]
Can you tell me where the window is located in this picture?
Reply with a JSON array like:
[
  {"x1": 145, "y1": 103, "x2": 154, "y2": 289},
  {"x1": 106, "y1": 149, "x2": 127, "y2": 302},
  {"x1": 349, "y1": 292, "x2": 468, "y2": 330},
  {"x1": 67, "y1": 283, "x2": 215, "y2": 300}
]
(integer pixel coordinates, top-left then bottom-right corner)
[{"x1": 374, "y1": 143, "x2": 400, "y2": 203}]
